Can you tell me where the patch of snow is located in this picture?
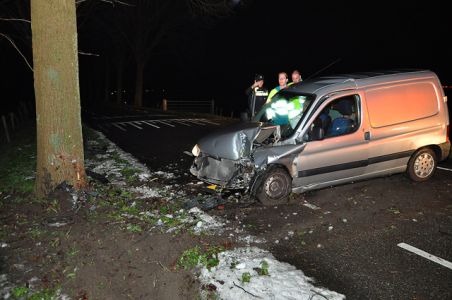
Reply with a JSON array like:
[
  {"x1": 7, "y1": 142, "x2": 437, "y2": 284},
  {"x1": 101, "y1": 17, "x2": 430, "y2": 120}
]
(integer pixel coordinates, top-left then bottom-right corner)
[
  {"x1": 138, "y1": 173, "x2": 151, "y2": 181},
  {"x1": 47, "y1": 222, "x2": 69, "y2": 228},
  {"x1": 237, "y1": 235, "x2": 266, "y2": 245},
  {"x1": 199, "y1": 247, "x2": 345, "y2": 300},
  {"x1": 131, "y1": 186, "x2": 161, "y2": 199},
  {"x1": 86, "y1": 140, "x2": 99, "y2": 146},
  {"x1": 0, "y1": 274, "x2": 12, "y2": 299},
  {"x1": 0, "y1": 243, "x2": 8, "y2": 248},
  {"x1": 188, "y1": 207, "x2": 224, "y2": 234},
  {"x1": 151, "y1": 171, "x2": 176, "y2": 179},
  {"x1": 303, "y1": 201, "x2": 321, "y2": 210}
]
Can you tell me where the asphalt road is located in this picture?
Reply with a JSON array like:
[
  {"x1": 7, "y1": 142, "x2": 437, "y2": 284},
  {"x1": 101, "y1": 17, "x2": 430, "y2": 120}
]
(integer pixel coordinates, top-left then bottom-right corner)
[{"x1": 85, "y1": 109, "x2": 452, "y2": 300}]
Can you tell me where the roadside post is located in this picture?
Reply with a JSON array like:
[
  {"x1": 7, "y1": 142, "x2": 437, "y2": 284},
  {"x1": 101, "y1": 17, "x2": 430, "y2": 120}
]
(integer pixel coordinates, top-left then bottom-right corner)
[
  {"x1": 162, "y1": 99, "x2": 167, "y2": 111},
  {"x1": 210, "y1": 99, "x2": 215, "y2": 114}
]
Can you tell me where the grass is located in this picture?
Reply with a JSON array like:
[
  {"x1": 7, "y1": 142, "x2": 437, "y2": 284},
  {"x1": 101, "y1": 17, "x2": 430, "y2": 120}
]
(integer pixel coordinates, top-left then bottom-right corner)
[
  {"x1": 67, "y1": 246, "x2": 79, "y2": 257},
  {"x1": 120, "y1": 167, "x2": 141, "y2": 183},
  {"x1": 256, "y1": 260, "x2": 269, "y2": 276},
  {"x1": 241, "y1": 272, "x2": 251, "y2": 283},
  {"x1": 126, "y1": 224, "x2": 142, "y2": 233},
  {"x1": 11, "y1": 286, "x2": 59, "y2": 300},
  {"x1": 177, "y1": 245, "x2": 224, "y2": 271}
]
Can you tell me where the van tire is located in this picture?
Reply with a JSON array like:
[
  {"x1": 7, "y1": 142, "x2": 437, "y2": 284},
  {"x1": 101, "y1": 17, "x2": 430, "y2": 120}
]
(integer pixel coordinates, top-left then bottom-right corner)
[
  {"x1": 255, "y1": 165, "x2": 292, "y2": 206},
  {"x1": 407, "y1": 148, "x2": 437, "y2": 182}
]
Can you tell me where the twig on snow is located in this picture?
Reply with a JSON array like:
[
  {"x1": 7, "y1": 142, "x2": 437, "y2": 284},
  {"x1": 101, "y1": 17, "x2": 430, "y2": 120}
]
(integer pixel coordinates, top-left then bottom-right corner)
[
  {"x1": 309, "y1": 289, "x2": 329, "y2": 300},
  {"x1": 232, "y1": 281, "x2": 261, "y2": 298}
]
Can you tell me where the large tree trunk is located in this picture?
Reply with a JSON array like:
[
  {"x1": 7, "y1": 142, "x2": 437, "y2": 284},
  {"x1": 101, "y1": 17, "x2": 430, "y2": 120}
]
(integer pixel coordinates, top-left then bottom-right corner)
[
  {"x1": 133, "y1": 61, "x2": 144, "y2": 107},
  {"x1": 31, "y1": 0, "x2": 87, "y2": 197}
]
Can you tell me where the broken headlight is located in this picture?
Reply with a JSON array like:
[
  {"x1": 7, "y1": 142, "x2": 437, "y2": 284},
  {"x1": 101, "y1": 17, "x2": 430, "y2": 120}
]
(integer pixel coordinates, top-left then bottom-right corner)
[{"x1": 192, "y1": 144, "x2": 201, "y2": 157}]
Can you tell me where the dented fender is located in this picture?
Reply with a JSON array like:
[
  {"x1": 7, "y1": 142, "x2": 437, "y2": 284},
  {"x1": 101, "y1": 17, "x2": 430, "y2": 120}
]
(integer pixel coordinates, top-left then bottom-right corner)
[{"x1": 252, "y1": 143, "x2": 306, "y2": 177}]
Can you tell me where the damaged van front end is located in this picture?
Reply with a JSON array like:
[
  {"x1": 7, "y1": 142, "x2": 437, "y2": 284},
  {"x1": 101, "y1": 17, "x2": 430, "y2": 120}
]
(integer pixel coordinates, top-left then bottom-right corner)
[
  {"x1": 190, "y1": 122, "x2": 284, "y2": 189},
  {"x1": 190, "y1": 90, "x2": 315, "y2": 205}
]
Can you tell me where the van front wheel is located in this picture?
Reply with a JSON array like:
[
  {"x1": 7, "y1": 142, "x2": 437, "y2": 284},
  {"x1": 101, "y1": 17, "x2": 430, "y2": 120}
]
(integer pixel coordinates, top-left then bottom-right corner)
[
  {"x1": 407, "y1": 148, "x2": 437, "y2": 182},
  {"x1": 255, "y1": 166, "x2": 292, "y2": 206}
]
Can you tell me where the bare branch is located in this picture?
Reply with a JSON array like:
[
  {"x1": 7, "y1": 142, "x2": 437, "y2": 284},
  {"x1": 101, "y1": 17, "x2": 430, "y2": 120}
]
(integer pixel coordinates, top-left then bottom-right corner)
[
  {"x1": 76, "y1": 0, "x2": 134, "y2": 7},
  {"x1": 78, "y1": 50, "x2": 100, "y2": 56},
  {"x1": 100, "y1": 0, "x2": 134, "y2": 6},
  {"x1": 0, "y1": 17, "x2": 30, "y2": 23},
  {"x1": 189, "y1": 0, "x2": 233, "y2": 17},
  {"x1": 0, "y1": 33, "x2": 33, "y2": 71}
]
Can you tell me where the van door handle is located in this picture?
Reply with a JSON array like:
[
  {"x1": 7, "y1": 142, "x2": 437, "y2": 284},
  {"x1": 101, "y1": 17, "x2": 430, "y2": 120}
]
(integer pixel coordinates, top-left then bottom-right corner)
[{"x1": 364, "y1": 131, "x2": 371, "y2": 141}]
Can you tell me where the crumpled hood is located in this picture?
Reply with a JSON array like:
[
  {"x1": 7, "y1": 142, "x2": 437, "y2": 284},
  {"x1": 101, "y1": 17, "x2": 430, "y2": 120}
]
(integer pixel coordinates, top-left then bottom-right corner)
[{"x1": 197, "y1": 122, "x2": 262, "y2": 160}]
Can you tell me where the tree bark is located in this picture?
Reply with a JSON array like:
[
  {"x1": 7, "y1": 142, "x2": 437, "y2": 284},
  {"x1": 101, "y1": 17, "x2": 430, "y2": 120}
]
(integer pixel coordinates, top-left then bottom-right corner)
[{"x1": 31, "y1": 0, "x2": 87, "y2": 197}]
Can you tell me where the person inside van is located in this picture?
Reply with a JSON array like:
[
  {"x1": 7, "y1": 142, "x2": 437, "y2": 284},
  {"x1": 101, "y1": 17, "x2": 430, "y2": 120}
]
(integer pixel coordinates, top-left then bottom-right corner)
[{"x1": 327, "y1": 98, "x2": 356, "y2": 136}]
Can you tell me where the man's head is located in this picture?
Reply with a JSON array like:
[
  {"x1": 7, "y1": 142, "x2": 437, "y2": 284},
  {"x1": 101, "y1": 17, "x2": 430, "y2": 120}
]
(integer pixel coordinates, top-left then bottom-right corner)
[
  {"x1": 292, "y1": 70, "x2": 302, "y2": 83},
  {"x1": 255, "y1": 74, "x2": 264, "y2": 87},
  {"x1": 278, "y1": 72, "x2": 288, "y2": 87}
]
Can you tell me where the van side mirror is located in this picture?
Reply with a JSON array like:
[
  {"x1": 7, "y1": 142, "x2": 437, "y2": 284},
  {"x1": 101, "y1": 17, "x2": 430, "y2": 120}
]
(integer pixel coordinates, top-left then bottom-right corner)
[{"x1": 311, "y1": 126, "x2": 324, "y2": 141}]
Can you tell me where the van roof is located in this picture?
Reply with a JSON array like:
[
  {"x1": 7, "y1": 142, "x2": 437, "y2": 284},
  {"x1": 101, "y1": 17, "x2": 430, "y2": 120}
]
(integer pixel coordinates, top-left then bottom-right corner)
[{"x1": 288, "y1": 69, "x2": 437, "y2": 96}]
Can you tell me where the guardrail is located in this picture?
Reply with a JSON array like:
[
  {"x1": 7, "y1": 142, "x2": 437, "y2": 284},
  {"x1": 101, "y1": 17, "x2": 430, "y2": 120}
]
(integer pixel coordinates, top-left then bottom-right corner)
[{"x1": 162, "y1": 98, "x2": 215, "y2": 114}]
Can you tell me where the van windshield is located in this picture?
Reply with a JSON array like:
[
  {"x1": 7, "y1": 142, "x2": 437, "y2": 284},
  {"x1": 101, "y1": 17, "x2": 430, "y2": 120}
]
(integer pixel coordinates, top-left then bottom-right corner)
[{"x1": 253, "y1": 91, "x2": 315, "y2": 138}]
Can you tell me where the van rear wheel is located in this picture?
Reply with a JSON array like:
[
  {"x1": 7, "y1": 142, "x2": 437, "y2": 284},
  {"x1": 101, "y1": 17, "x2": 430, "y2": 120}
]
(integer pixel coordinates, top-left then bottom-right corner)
[
  {"x1": 407, "y1": 148, "x2": 437, "y2": 182},
  {"x1": 255, "y1": 165, "x2": 292, "y2": 206}
]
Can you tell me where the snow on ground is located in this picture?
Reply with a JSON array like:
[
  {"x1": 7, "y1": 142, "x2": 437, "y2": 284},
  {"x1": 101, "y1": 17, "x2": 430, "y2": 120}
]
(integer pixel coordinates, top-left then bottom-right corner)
[
  {"x1": 0, "y1": 274, "x2": 70, "y2": 300},
  {"x1": 130, "y1": 186, "x2": 161, "y2": 199},
  {"x1": 87, "y1": 130, "x2": 345, "y2": 299},
  {"x1": 86, "y1": 132, "x2": 167, "y2": 190},
  {"x1": 199, "y1": 247, "x2": 345, "y2": 300},
  {"x1": 188, "y1": 207, "x2": 224, "y2": 234}
]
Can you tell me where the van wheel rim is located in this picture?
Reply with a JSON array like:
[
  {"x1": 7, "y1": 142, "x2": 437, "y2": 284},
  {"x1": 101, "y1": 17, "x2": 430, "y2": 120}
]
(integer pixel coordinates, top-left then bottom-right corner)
[
  {"x1": 264, "y1": 174, "x2": 288, "y2": 199},
  {"x1": 413, "y1": 153, "x2": 435, "y2": 178}
]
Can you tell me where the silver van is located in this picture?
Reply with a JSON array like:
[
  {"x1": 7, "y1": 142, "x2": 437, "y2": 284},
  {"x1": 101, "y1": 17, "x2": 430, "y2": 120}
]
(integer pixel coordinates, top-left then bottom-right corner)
[{"x1": 190, "y1": 70, "x2": 451, "y2": 205}]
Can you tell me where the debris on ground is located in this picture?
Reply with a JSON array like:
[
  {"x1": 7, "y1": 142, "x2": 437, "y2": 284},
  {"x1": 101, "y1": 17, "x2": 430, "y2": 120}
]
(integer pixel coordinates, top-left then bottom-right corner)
[{"x1": 183, "y1": 195, "x2": 226, "y2": 211}]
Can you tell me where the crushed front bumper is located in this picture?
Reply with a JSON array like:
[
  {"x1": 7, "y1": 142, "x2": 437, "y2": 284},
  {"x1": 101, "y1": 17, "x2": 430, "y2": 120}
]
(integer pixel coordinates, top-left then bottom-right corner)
[{"x1": 190, "y1": 155, "x2": 255, "y2": 189}]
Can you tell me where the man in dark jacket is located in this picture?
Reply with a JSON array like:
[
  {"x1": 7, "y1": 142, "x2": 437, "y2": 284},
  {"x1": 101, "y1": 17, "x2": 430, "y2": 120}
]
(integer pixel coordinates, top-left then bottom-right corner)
[{"x1": 245, "y1": 74, "x2": 268, "y2": 118}]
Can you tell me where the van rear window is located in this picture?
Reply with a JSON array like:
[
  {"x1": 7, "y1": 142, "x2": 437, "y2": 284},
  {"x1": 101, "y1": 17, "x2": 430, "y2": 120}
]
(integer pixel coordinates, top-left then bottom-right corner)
[{"x1": 365, "y1": 82, "x2": 439, "y2": 128}]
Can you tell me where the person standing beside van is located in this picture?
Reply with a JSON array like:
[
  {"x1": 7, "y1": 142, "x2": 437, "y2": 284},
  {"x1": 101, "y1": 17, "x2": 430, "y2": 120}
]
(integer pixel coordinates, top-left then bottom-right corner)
[
  {"x1": 245, "y1": 74, "x2": 268, "y2": 118},
  {"x1": 267, "y1": 72, "x2": 289, "y2": 103},
  {"x1": 288, "y1": 69, "x2": 303, "y2": 86}
]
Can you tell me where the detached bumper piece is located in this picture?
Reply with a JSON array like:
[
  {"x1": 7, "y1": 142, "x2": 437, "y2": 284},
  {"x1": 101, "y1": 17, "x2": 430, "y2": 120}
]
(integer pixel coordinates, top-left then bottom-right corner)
[{"x1": 190, "y1": 155, "x2": 254, "y2": 189}]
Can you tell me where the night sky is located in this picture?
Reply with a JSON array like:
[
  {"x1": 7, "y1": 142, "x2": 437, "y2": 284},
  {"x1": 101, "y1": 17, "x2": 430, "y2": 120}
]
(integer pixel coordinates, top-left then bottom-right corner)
[
  {"x1": 190, "y1": 1, "x2": 451, "y2": 96},
  {"x1": 0, "y1": 0, "x2": 450, "y2": 114}
]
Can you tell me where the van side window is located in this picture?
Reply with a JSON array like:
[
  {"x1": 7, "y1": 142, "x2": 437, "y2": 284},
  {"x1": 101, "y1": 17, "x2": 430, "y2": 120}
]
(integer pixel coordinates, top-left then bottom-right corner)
[{"x1": 309, "y1": 95, "x2": 360, "y2": 140}]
